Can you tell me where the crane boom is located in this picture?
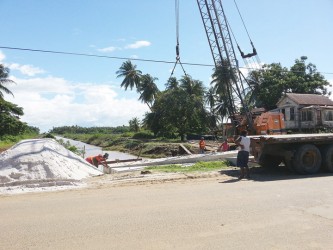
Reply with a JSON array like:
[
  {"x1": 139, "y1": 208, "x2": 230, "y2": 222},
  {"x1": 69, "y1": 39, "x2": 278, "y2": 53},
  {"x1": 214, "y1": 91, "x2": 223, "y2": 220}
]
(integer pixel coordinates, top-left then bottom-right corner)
[
  {"x1": 197, "y1": 0, "x2": 237, "y2": 70},
  {"x1": 196, "y1": 0, "x2": 253, "y2": 130}
]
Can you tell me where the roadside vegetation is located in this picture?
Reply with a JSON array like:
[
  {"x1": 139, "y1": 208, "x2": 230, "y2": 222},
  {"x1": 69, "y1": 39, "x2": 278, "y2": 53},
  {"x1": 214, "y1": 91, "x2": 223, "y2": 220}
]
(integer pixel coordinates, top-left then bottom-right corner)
[
  {"x1": 0, "y1": 133, "x2": 39, "y2": 152},
  {"x1": 115, "y1": 58, "x2": 331, "y2": 141},
  {"x1": 0, "y1": 64, "x2": 40, "y2": 152},
  {"x1": 53, "y1": 127, "x2": 198, "y2": 158},
  {"x1": 144, "y1": 160, "x2": 231, "y2": 173},
  {"x1": 1, "y1": 57, "x2": 331, "y2": 157}
]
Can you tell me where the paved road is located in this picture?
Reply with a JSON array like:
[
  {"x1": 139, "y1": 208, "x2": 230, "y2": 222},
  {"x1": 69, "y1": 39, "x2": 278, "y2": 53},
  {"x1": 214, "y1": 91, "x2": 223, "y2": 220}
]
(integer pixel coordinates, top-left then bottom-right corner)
[{"x1": 1, "y1": 169, "x2": 333, "y2": 250}]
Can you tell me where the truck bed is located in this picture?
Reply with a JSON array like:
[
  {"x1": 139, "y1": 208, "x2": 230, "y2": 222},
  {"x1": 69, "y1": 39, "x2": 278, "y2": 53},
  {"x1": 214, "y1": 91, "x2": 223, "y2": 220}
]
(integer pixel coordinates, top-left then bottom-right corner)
[{"x1": 250, "y1": 133, "x2": 333, "y2": 145}]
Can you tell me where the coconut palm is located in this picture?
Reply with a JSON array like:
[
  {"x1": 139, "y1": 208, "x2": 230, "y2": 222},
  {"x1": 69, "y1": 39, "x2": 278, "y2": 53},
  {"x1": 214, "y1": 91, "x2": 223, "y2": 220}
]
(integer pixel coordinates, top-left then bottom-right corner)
[
  {"x1": 204, "y1": 87, "x2": 217, "y2": 110},
  {"x1": 138, "y1": 74, "x2": 159, "y2": 110},
  {"x1": 0, "y1": 64, "x2": 14, "y2": 98},
  {"x1": 211, "y1": 61, "x2": 236, "y2": 118},
  {"x1": 179, "y1": 75, "x2": 205, "y2": 97},
  {"x1": 116, "y1": 60, "x2": 142, "y2": 91},
  {"x1": 129, "y1": 117, "x2": 141, "y2": 132},
  {"x1": 165, "y1": 77, "x2": 179, "y2": 90}
]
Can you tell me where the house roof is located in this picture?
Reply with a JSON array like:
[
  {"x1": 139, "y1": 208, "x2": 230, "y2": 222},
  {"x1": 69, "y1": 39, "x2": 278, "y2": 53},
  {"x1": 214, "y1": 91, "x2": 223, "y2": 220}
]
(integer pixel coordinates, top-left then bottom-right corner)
[{"x1": 277, "y1": 93, "x2": 333, "y2": 106}]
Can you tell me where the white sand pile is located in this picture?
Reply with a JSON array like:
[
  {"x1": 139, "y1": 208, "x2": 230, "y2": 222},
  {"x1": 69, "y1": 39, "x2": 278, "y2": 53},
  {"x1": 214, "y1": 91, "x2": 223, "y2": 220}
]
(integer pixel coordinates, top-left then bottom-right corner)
[{"x1": 0, "y1": 138, "x2": 102, "y2": 194}]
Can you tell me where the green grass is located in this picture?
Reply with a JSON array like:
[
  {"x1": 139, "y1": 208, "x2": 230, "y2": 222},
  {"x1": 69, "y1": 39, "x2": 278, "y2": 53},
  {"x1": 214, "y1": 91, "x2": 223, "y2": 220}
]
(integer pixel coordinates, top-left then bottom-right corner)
[
  {"x1": 144, "y1": 160, "x2": 231, "y2": 173},
  {"x1": 0, "y1": 134, "x2": 39, "y2": 151}
]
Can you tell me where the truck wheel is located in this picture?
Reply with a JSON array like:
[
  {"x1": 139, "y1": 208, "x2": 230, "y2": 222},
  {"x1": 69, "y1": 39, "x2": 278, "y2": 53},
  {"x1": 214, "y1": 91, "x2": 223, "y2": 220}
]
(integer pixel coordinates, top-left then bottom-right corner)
[
  {"x1": 259, "y1": 155, "x2": 282, "y2": 168},
  {"x1": 292, "y1": 144, "x2": 321, "y2": 174},
  {"x1": 321, "y1": 145, "x2": 333, "y2": 172}
]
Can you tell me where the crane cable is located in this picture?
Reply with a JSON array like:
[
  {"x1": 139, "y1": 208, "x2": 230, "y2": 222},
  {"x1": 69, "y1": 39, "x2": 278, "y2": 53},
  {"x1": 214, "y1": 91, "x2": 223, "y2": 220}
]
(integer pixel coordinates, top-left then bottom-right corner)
[
  {"x1": 233, "y1": 0, "x2": 253, "y2": 46},
  {"x1": 170, "y1": 0, "x2": 187, "y2": 77},
  {"x1": 232, "y1": 0, "x2": 261, "y2": 67}
]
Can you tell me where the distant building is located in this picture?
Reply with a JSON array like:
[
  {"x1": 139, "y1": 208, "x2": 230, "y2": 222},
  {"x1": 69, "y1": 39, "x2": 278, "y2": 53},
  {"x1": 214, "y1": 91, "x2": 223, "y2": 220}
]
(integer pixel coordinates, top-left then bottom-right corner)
[{"x1": 276, "y1": 93, "x2": 333, "y2": 131}]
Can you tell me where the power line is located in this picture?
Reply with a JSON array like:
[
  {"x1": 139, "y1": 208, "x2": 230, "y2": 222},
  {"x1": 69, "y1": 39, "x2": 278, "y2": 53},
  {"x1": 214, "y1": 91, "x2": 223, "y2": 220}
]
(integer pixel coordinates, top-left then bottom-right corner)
[
  {"x1": 0, "y1": 46, "x2": 213, "y2": 67},
  {"x1": 0, "y1": 45, "x2": 332, "y2": 76}
]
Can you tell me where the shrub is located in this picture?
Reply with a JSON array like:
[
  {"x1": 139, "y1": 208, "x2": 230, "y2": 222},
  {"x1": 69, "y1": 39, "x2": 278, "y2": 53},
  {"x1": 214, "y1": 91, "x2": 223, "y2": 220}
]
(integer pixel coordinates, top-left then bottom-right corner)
[
  {"x1": 42, "y1": 133, "x2": 56, "y2": 139},
  {"x1": 124, "y1": 140, "x2": 142, "y2": 149},
  {"x1": 132, "y1": 131, "x2": 155, "y2": 139},
  {"x1": 121, "y1": 132, "x2": 135, "y2": 138}
]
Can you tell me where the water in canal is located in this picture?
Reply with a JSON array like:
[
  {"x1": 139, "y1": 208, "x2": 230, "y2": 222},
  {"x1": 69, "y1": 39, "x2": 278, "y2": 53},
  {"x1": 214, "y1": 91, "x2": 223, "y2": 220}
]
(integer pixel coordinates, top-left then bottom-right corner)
[{"x1": 56, "y1": 137, "x2": 137, "y2": 161}]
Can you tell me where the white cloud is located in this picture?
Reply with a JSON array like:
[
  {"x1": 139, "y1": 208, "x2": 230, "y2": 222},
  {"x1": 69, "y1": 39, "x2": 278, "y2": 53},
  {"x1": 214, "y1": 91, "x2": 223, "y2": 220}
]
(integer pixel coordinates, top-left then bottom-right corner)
[
  {"x1": 5, "y1": 76, "x2": 149, "y2": 132},
  {"x1": 0, "y1": 50, "x2": 5, "y2": 62},
  {"x1": 125, "y1": 40, "x2": 151, "y2": 49},
  {"x1": 8, "y1": 63, "x2": 45, "y2": 76},
  {"x1": 10, "y1": 76, "x2": 72, "y2": 93},
  {"x1": 98, "y1": 46, "x2": 120, "y2": 52},
  {"x1": 97, "y1": 40, "x2": 151, "y2": 53}
]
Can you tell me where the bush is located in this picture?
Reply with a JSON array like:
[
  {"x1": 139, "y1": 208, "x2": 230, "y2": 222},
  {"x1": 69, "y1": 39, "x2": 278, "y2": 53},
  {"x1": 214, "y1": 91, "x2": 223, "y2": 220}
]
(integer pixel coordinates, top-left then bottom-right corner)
[
  {"x1": 86, "y1": 134, "x2": 103, "y2": 145},
  {"x1": 132, "y1": 131, "x2": 155, "y2": 139},
  {"x1": 121, "y1": 132, "x2": 135, "y2": 138},
  {"x1": 57, "y1": 139, "x2": 83, "y2": 156},
  {"x1": 0, "y1": 135, "x2": 18, "y2": 143},
  {"x1": 124, "y1": 140, "x2": 142, "y2": 149},
  {"x1": 42, "y1": 133, "x2": 56, "y2": 139}
]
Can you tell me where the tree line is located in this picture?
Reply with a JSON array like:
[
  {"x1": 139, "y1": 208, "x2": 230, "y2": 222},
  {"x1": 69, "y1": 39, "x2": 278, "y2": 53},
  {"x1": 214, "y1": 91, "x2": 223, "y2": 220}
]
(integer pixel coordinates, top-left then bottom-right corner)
[
  {"x1": 0, "y1": 57, "x2": 330, "y2": 139},
  {"x1": 49, "y1": 125, "x2": 130, "y2": 135},
  {"x1": 0, "y1": 64, "x2": 39, "y2": 137},
  {"x1": 116, "y1": 57, "x2": 331, "y2": 140}
]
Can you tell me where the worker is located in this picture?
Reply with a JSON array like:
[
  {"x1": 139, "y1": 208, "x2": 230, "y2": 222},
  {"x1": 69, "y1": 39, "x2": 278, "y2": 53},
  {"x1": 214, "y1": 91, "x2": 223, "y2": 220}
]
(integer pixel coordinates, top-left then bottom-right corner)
[
  {"x1": 85, "y1": 153, "x2": 109, "y2": 168},
  {"x1": 199, "y1": 137, "x2": 206, "y2": 154},
  {"x1": 235, "y1": 130, "x2": 251, "y2": 179},
  {"x1": 218, "y1": 140, "x2": 230, "y2": 152}
]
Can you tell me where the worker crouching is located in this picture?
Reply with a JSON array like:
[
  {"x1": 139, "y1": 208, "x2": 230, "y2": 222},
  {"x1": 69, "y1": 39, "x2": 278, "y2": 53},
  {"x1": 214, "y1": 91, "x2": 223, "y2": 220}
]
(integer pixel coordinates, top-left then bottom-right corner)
[{"x1": 86, "y1": 153, "x2": 109, "y2": 168}]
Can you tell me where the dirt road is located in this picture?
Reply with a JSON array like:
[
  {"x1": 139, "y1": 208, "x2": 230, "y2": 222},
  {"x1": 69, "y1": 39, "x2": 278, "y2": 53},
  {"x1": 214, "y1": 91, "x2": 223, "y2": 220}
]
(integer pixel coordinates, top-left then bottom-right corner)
[{"x1": 1, "y1": 170, "x2": 333, "y2": 250}]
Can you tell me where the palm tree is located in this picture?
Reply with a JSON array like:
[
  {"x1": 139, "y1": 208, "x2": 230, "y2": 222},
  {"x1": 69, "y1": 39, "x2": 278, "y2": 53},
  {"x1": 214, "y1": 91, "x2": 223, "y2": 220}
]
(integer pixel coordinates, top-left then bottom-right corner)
[
  {"x1": 0, "y1": 64, "x2": 14, "y2": 98},
  {"x1": 138, "y1": 74, "x2": 159, "y2": 110},
  {"x1": 165, "y1": 77, "x2": 179, "y2": 90},
  {"x1": 211, "y1": 61, "x2": 236, "y2": 118},
  {"x1": 179, "y1": 75, "x2": 205, "y2": 97},
  {"x1": 244, "y1": 70, "x2": 261, "y2": 109},
  {"x1": 129, "y1": 117, "x2": 140, "y2": 132},
  {"x1": 116, "y1": 60, "x2": 142, "y2": 91},
  {"x1": 213, "y1": 95, "x2": 231, "y2": 120},
  {"x1": 204, "y1": 87, "x2": 217, "y2": 110}
]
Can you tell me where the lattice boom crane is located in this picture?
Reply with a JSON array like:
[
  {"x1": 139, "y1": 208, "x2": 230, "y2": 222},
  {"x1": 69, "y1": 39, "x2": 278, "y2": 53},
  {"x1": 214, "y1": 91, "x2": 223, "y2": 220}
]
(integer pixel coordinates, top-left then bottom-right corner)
[{"x1": 196, "y1": 0, "x2": 253, "y2": 129}]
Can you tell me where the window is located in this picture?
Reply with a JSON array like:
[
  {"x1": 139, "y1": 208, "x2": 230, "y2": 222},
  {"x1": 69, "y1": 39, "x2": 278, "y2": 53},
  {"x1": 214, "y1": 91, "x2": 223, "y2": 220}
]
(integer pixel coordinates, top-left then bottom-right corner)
[
  {"x1": 325, "y1": 110, "x2": 333, "y2": 121},
  {"x1": 281, "y1": 108, "x2": 285, "y2": 120},
  {"x1": 290, "y1": 107, "x2": 295, "y2": 121},
  {"x1": 301, "y1": 110, "x2": 313, "y2": 121}
]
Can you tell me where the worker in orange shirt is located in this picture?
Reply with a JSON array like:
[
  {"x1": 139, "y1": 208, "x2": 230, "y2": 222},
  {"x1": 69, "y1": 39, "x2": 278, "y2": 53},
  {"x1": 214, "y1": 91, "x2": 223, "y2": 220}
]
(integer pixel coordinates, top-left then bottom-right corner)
[
  {"x1": 199, "y1": 137, "x2": 206, "y2": 154},
  {"x1": 86, "y1": 153, "x2": 109, "y2": 168}
]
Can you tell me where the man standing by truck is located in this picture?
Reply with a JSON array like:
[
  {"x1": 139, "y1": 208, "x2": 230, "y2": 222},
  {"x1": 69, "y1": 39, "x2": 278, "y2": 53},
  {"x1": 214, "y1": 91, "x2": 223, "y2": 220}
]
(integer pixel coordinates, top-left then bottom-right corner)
[{"x1": 235, "y1": 130, "x2": 251, "y2": 179}]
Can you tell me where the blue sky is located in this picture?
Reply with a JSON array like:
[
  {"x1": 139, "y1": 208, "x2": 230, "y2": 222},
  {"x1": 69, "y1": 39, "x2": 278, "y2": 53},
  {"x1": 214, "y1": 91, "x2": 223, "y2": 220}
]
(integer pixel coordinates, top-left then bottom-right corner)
[{"x1": 1, "y1": 0, "x2": 332, "y2": 132}]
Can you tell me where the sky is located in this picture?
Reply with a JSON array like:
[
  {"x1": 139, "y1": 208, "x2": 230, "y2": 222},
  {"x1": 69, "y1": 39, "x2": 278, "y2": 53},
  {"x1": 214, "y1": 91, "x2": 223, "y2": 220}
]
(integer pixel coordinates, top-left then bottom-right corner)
[{"x1": 1, "y1": 0, "x2": 332, "y2": 133}]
